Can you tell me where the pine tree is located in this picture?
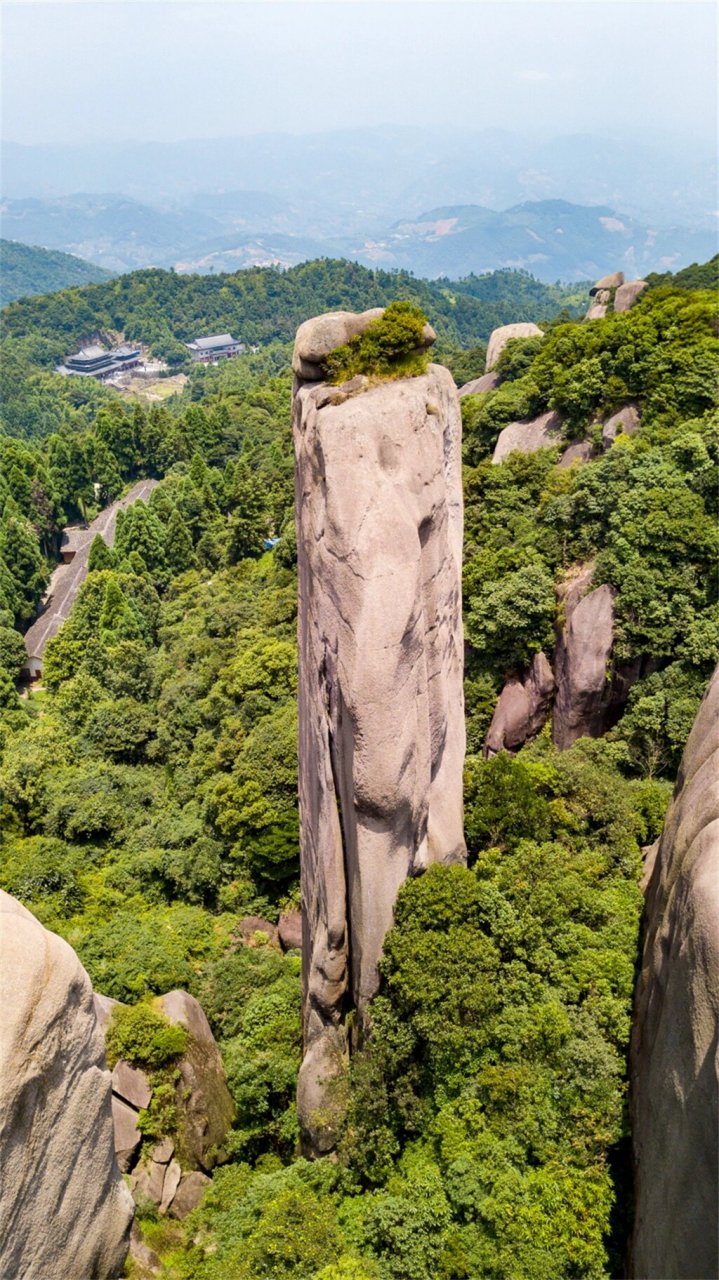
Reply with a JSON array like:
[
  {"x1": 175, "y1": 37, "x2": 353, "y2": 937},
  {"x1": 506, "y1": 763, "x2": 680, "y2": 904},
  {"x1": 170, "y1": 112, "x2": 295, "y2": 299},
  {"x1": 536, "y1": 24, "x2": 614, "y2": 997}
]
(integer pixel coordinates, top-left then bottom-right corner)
[
  {"x1": 164, "y1": 507, "x2": 197, "y2": 576},
  {"x1": 88, "y1": 534, "x2": 115, "y2": 573}
]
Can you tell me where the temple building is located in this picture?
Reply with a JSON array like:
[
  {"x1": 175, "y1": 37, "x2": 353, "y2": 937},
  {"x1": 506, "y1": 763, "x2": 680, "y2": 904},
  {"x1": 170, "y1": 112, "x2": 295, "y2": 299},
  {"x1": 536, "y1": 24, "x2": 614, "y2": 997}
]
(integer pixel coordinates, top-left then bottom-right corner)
[
  {"x1": 185, "y1": 333, "x2": 243, "y2": 362},
  {"x1": 57, "y1": 344, "x2": 141, "y2": 380}
]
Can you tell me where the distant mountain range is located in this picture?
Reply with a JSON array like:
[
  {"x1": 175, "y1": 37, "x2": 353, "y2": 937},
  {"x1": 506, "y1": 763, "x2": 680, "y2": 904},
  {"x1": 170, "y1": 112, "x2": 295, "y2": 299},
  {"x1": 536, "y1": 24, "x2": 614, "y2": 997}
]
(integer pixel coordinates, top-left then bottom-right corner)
[
  {"x1": 2, "y1": 127, "x2": 716, "y2": 231},
  {"x1": 1, "y1": 192, "x2": 715, "y2": 285},
  {"x1": 0, "y1": 238, "x2": 111, "y2": 306}
]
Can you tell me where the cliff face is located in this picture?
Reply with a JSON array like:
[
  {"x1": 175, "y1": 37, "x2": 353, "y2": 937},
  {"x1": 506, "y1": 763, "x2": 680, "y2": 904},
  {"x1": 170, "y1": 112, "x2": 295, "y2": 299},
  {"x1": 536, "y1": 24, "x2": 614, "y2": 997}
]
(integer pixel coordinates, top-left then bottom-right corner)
[
  {"x1": 631, "y1": 663, "x2": 719, "y2": 1279},
  {"x1": 0, "y1": 890, "x2": 133, "y2": 1280},
  {"x1": 293, "y1": 329, "x2": 466, "y2": 1150}
]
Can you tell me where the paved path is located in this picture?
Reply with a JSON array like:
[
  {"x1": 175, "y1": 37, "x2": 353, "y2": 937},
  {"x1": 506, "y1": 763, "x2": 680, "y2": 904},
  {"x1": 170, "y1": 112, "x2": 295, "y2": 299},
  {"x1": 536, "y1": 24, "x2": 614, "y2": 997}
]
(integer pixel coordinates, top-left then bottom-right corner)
[{"x1": 23, "y1": 478, "x2": 159, "y2": 671}]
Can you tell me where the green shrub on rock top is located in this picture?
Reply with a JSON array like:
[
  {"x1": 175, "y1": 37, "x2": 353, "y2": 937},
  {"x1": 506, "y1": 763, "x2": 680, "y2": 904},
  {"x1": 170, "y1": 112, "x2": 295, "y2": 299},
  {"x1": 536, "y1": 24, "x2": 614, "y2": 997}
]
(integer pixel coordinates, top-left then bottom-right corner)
[
  {"x1": 324, "y1": 302, "x2": 431, "y2": 384},
  {"x1": 105, "y1": 1001, "x2": 187, "y2": 1070}
]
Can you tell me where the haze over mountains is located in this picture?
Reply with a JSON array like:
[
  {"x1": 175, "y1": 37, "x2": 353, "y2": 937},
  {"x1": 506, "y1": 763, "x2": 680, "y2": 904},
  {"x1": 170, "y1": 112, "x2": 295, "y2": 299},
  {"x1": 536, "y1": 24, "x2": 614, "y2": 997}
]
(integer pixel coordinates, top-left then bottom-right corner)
[{"x1": 2, "y1": 127, "x2": 716, "y2": 285}]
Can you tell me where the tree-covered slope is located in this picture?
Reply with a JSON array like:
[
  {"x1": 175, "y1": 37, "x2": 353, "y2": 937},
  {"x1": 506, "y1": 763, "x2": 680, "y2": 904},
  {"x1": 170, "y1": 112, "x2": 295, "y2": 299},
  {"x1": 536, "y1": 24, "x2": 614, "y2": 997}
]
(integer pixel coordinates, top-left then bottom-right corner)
[
  {"x1": 0, "y1": 238, "x2": 112, "y2": 307},
  {"x1": 1, "y1": 258, "x2": 584, "y2": 369}
]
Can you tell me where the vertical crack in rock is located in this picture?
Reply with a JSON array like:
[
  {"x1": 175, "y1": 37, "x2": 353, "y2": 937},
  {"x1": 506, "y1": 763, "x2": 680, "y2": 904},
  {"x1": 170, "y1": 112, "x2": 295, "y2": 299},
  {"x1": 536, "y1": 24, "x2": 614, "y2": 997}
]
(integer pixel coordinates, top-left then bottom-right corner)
[{"x1": 293, "y1": 318, "x2": 466, "y2": 1153}]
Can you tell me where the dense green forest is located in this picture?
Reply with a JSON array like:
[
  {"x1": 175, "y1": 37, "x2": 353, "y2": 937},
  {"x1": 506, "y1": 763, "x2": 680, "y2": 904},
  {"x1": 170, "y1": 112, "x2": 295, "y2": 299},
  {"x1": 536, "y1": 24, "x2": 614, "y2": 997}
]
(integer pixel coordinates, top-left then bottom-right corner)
[
  {"x1": 0, "y1": 258, "x2": 717, "y2": 1278},
  {"x1": 0, "y1": 238, "x2": 112, "y2": 308}
]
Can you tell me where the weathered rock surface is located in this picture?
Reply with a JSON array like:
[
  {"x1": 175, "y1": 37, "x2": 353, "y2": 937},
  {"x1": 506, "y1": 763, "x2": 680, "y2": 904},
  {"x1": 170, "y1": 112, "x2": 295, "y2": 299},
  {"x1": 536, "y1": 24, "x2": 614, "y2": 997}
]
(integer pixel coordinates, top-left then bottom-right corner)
[
  {"x1": 0, "y1": 891, "x2": 133, "y2": 1280},
  {"x1": 113, "y1": 1058, "x2": 152, "y2": 1110},
  {"x1": 458, "y1": 370, "x2": 502, "y2": 398},
  {"x1": 590, "y1": 271, "x2": 625, "y2": 294},
  {"x1": 293, "y1": 342, "x2": 466, "y2": 1148},
  {"x1": 614, "y1": 279, "x2": 648, "y2": 313},
  {"x1": 558, "y1": 440, "x2": 595, "y2": 469},
  {"x1": 236, "y1": 914, "x2": 279, "y2": 946},
  {"x1": 112, "y1": 1094, "x2": 143, "y2": 1172},
  {"x1": 168, "y1": 1170, "x2": 212, "y2": 1219},
  {"x1": 602, "y1": 402, "x2": 640, "y2": 449},
  {"x1": 484, "y1": 652, "x2": 555, "y2": 757},
  {"x1": 552, "y1": 567, "x2": 615, "y2": 749},
  {"x1": 631, "y1": 664, "x2": 719, "y2": 1280},
  {"x1": 485, "y1": 322, "x2": 543, "y2": 372},
  {"x1": 159, "y1": 990, "x2": 235, "y2": 1172},
  {"x1": 293, "y1": 307, "x2": 436, "y2": 380},
  {"x1": 492, "y1": 409, "x2": 562, "y2": 464},
  {"x1": 585, "y1": 300, "x2": 608, "y2": 321},
  {"x1": 278, "y1": 908, "x2": 303, "y2": 951}
]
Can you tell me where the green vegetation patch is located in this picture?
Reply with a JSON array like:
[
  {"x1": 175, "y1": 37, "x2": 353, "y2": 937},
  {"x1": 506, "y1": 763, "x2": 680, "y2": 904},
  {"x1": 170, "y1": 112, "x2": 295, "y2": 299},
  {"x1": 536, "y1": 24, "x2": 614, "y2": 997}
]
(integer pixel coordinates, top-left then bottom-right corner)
[
  {"x1": 324, "y1": 302, "x2": 431, "y2": 384},
  {"x1": 105, "y1": 1001, "x2": 188, "y2": 1070}
]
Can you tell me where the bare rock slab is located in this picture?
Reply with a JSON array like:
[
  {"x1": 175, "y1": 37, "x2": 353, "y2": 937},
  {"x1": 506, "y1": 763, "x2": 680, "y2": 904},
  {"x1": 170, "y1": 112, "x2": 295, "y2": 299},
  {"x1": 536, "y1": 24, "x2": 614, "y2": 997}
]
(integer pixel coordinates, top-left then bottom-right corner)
[
  {"x1": 0, "y1": 891, "x2": 133, "y2": 1280},
  {"x1": 167, "y1": 1171, "x2": 212, "y2": 1219},
  {"x1": 278, "y1": 909, "x2": 303, "y2": 951},
  {"x1": 484, "y1": 652, "x2": 555, "y2": 756},
  {"x1": 492, "y1": 409, "x2": 562, "y2": 464},
  {"x1": 614, "y1": 280, "x2": 648, "y2": 312},
  {"x1": 112, "y1": 1094, "x2": 142, "y2": 1173},
  {"x1": 602, "y1": 402, "x2": 640, "y2": 449},
  {"x1": 159, "y1": 990, "x2": 234, "y2": 1171},
  {"x1": 458, "y1": 371, "x2": 501, "y2": 398},
  {"x1": 485, "y1": 322, "x2": 542, "y2": 372},
  {"x1": 631, "y1": 663, "x2": 719, "y2": 1280},
  {"x1": 112, "y1": 1058, "x2": 152, "y2": 1110}
]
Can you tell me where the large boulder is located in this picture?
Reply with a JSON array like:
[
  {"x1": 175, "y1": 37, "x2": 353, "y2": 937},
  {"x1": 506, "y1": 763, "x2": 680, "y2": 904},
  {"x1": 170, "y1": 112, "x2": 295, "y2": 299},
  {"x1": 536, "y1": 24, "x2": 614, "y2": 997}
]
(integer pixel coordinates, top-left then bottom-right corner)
[
  {"x1": 552, "y1": 567, "x2": 615, "y2": 750},
  {"x1": 589, "y1": 271, "x2": 624, "y2": 294},
  {"x1": 293, "y1": 307, "x2": 435, "y2": 381},
  {"x1": 485, "y1": 322, "x2": 542, "y2": 372},
  {"x1": 159, "y1": 990, "x2": 235, "y2": 1172},
  {"x1": 602, "y1": 402, "x2": 640, "y2": 449},
  {"x1": 614, "y1": 280, "x2": 648, "y2": 313},
  {"x1": 558, "y1": 440, "x2": 595, "y2": 469},
  {"x1": 484, "y1": 652, "x2": 555, "y2": 757},
  {"x1": 458, "y1": 370, "x2": 501, "y2": 398},
  {"x1": 0, "y1": 891, "x2": 133, "y2": 1280},
  {"x1": 631, "y1": 664, "x2": 719, "y2": 1279},
  {"x1": 293, "y1": 344, "x2": 466, "y2": 1149},
  {"x1": 492, "y1": 409, "x2": 562, "y2": 464}
]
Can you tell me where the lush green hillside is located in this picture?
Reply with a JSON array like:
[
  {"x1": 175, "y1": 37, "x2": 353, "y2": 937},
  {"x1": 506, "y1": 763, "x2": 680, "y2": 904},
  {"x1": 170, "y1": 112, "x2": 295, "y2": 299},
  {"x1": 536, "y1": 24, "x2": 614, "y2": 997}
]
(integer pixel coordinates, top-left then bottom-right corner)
[
  {"x1": 1, "y1": 258, "x2": 584, "y2": 370},
  {"x1": 0, "y1": 238, "x2": 112, "y2": 307},
  {"x1": 0, "y1": 262, "x2": 717, "y2": 1279}
]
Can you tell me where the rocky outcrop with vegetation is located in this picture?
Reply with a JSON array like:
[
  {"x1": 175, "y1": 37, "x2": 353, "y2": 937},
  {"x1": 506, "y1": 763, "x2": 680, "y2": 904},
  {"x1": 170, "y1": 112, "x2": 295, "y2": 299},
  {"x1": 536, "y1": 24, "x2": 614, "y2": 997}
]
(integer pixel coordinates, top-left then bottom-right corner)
[{"x1": 293, "y1": 307, "x2": 466, "y2": 1151}]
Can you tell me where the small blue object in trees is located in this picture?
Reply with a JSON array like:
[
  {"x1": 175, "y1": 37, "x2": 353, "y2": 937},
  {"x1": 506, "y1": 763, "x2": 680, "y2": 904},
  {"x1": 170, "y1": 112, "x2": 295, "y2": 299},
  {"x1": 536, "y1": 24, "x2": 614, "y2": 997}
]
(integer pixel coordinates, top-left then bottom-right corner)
[{"x1": 263, "y1": 537, "x2": 281, "y2": 550}]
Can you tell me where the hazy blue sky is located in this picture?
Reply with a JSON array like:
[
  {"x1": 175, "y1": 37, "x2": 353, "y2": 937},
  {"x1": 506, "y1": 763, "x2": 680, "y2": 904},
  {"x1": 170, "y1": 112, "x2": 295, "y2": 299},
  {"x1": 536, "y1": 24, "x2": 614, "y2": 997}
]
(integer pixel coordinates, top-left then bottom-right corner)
[{"x1": 2, "y1": 0, "x2": 716, "y2": 146}]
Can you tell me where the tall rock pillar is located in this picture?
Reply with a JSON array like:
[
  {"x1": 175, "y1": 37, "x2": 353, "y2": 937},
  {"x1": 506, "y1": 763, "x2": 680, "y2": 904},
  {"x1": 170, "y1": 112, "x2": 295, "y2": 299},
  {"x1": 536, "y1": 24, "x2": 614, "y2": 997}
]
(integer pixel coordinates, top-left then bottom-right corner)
[
  {"x1": 292, "y1": 311, "x2": 466, "y2": 1151},
  {"x1": 630, "y1": 663, "x2": 719, "y2": 1279}
]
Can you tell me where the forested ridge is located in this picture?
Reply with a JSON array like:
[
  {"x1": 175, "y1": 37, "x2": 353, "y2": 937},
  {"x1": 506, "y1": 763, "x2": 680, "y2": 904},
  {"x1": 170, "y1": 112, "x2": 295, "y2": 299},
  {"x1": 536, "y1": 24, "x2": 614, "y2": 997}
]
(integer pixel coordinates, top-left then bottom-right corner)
[{"x1": 0, "y1": 258, "x2": 717, "y2": 1278}]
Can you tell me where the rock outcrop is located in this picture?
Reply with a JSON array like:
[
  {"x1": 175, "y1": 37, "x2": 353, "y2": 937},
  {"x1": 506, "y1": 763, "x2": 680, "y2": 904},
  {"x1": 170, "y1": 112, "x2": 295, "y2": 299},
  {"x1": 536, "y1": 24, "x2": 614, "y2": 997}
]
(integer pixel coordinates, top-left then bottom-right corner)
[
  {"x1": 293, "y1": 318, "x2": 466, "y2": 1149},
  {"x1": 293, "y1": 307, "x2": 436, "y2": 381},
  {"x1": 602, "y1": 402, "x2": 640, "y2": 450},
  {"x1": 0, "y1": 891, "x2": 133, "y2": 1280},
  {"x1": 558, "y1": 440, "x2": 595, "y2": 468},
  {"x1": 631, "y1": 664, "x2": 719, "y2": 1280},
  {"x1": 485, "y1": 322, "x2": 543, "y2": 372},
  {"x1": 458, "y1": 370, "x2": 501, "y2": 398},
  {"x1": 492, "y1": 409, "x2": 562, "y2": 464},
  {"x1": 98, "y1": 988, "x2": 233, "y2": 1218},
  {"x1": 614, "y1": 279, "x2": 648, "y2": 313},
  {"x1": 585, "y1": 271, "x2": 648, "y2": 320},
  {"x1": 484, "y1": 652, "x2": 555, "y2": 757},
  {"x1": 552, "y1": 566, "x2": 615, "y2": 750}
]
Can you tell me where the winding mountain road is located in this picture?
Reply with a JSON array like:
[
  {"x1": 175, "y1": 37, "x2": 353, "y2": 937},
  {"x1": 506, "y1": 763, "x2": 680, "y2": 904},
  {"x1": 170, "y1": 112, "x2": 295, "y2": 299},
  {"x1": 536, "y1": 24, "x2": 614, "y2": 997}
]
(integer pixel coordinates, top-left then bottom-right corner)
[{"x1": 23, "y1": 478, "x2": 158, "y2": 676}]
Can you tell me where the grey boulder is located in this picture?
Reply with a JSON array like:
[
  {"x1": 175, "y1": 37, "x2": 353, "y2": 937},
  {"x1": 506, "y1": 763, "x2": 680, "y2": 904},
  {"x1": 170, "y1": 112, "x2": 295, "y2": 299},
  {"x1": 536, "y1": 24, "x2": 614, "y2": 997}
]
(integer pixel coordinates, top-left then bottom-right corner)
[
  {"x1": 159, "y1": 990, "x2": 235, "y2": 1171},
  {"x1": 602, "y1": 403, "x2": 640, "y2": 449},
  {"x1": 614, "y1": 280, "x2": 648, "y2": 312},
  {"x1": 558, "y1": 440, "x2": 595, "y2": 468},
  {"x1": 589, "y1": 271, "x2": 624, "y2": 294},
  {"x1": 458, "y1": 370, "x2": 501, "y2": 398},
  {"x1": 0, "y1": 891, "x2": 133, "y2": 1280},
  {"x1": 631, "y1": 663, "x2": 719, "y2": 1280},
  {"x1": 484, "y1": 652, "x2": 555, "y2": 756},
  {"x1": 492, "y1": 409, "x2": 562, "y2": 464},
  {"x1": 552, "y1": 568, "x2": 615, "y2": 749},
  {"x1": 278, "y1": 909, "x2": 303, "y2": 951},
  {"x1": 485, "y1": 322, "x2": 542, "y2": 372}
]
